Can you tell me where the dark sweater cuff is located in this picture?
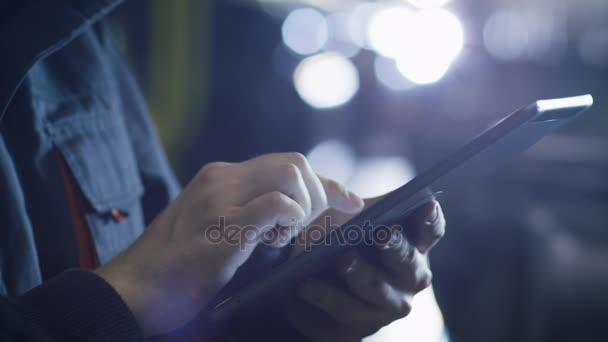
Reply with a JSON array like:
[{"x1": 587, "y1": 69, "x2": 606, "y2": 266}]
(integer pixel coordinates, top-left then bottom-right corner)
[{"x1": 20, "y1": 269, "x2": 143, "y2": 341}]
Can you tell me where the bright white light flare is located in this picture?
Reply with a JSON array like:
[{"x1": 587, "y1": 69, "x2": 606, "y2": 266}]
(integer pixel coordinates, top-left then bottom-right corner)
[
  {"x1": 293, "y1": 52, "x2": 360, "y2": 109},
  {"x1": 367, "y1": 8, "x2": 463, "y2": 84}
]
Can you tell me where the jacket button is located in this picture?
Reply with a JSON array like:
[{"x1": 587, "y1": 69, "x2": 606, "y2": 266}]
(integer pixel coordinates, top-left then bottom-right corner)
[{"x1": 110, "y1": 209, "x2": 128, "y2": 223}]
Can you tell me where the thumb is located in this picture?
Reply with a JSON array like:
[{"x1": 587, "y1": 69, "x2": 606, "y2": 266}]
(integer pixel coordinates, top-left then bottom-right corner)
[{"x1": 318, "y1": 175, "x2": 364, "y2": 214}]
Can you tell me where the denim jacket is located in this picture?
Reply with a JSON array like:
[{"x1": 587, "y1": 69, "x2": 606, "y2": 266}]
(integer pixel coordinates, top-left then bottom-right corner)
[
  {"x1": 0, "y1": 2, "x2": 305, "y2": 340},
  {"x1": 0, "y1": 0, "x2": 180, "y2": 296}
]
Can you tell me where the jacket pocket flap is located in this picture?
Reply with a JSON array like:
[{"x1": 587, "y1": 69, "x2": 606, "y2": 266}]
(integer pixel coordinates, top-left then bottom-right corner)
[{"x1": 45, "y1": 114, "x2": 144, "y2": 213}]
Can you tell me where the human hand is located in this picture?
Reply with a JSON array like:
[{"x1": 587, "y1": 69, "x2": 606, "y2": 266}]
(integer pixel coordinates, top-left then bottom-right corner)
[
  {"x1": 288, "y1": 198, "x2": 445, "y2": 341},
  {"x1": 95, "y1": 153, "x2": 364, "y2": 337}
]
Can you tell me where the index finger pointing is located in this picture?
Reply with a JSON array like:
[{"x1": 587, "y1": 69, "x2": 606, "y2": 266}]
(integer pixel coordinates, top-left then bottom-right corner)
[{"x1": 318, "y1": 175, "x2": 364, "y2": 214}]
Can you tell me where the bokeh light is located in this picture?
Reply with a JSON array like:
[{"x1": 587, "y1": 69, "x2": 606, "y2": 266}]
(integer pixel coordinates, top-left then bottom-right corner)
[
  {"x1": 408, "y1": 0, "x2": 452, "y2": 9},
  {"x1": 282, "y1": 8, "x2": 329, "y2": 55},
  {"x1": 324, "y1": 12, "x2": 361, "y2": 58},
  {"x1": 395, "y1": 9, "x2": 464, "y2": 84},
  {"x1": 347, "y1": 2, "x2": 382, "y2": 48},
  {"x1": 367, "y1": 7, "x2": 464, "y2": 84},
  {"x1": 293, "y1": 52, "x2": 360, "y2": 109},
  {"x1": 367, "y1": 6, "x2": 414, "y2": 59},
  {"x1": 374, "y1": 55, "x2": 415, "y2": 92},
  {"x1": 483, "y1": 10, "x2": 529, "y2": 61},
  {"x1": 307, "y1": 140, "x2": 356, "y2": 184},
  {"x1": 397, "y1": 55, "x2": 452, "y2": 85}
]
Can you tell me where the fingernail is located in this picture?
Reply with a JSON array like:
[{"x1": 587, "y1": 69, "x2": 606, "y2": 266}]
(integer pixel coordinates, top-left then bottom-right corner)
[
  {"x1": 377, "y1": 226, "x2": 402, "y2": 250},
  {"x1": 336, "y1": 250, "x2": 358, "y2": 273},
  {"x1": 424, "y1": 202, "x2": 439, "y2": 226},
  {"x1": 348, "y1": 191, "x2": 365, "y2": 210},
  {"x1": 273, "y1": 226, "x2": 292, "y2": 247},
  {"x1": 390, "y1": 226, "x2": 404, "y2": 248}
]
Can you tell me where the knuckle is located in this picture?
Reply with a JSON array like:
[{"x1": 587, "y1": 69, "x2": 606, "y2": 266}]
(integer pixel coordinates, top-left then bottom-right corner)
[
  {"x1": 429, "y1": 222, "x2": 446, "y2": 240},
  {"x1": 278, "y1": 163, "x2": 301, "y2": 183},
  {"x1": 423, "y1": 274, "x2": 433, "y2": 290},
  {"x1": 267, "y1": 191, "x2": 289, "y2": 207},
  {"x1": 287, "y1": 152, "x2": 308, "y2": 167},
  {"x1": 417, "y1": 269, "x2": 433, "y2": 291},
  {"x1": 397, "y1": 297, "x2": 413, "y2": 317},
  {"x1": 198, "y1": 162, "x2": 226, "y2": 181}
]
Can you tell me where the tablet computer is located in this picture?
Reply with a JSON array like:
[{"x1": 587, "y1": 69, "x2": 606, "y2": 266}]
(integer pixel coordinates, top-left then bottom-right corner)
[{"x1": 205, "y1": 94, "x2": 594, "y2": 324}]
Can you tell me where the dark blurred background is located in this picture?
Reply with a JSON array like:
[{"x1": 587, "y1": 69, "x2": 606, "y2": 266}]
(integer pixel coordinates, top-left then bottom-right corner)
[{"x1": 110, "y1": 0, "x2": 608, "y2": 341}]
